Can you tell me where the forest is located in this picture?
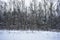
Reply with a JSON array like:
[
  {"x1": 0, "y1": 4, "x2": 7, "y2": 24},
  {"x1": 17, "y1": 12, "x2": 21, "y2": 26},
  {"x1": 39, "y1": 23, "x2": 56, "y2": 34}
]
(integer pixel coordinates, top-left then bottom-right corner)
[{"x1": 0, "y1": 0, "x2": 60, "y2": 30}]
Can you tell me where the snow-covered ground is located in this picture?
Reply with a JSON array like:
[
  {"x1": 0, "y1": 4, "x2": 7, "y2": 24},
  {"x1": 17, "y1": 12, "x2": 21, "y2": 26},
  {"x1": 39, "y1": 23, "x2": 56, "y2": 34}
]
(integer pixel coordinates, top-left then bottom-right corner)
[{"x1": 0, "y1": 30, "x2": 60, "y2": 40}]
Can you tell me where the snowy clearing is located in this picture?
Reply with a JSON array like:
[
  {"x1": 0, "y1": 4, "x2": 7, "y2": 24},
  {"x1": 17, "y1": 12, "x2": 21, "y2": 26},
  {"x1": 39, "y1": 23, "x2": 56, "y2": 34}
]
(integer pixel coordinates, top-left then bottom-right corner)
[{"x1": 0, "y1": 30, "x2": 60, "y2": 40}]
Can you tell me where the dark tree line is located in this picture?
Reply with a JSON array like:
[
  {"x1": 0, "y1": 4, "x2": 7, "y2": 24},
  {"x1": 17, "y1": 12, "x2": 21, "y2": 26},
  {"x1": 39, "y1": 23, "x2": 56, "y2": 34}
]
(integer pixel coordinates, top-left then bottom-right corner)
[{"x1": 0, "y1": 0, "x2": 60, "y2": 30}]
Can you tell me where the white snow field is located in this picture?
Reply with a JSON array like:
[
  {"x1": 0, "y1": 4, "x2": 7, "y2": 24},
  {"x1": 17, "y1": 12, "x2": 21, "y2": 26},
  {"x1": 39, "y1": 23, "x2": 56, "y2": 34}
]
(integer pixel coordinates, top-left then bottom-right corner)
[{"x1": 0, "y1": 30, "x2": 60, "y2": 40}]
